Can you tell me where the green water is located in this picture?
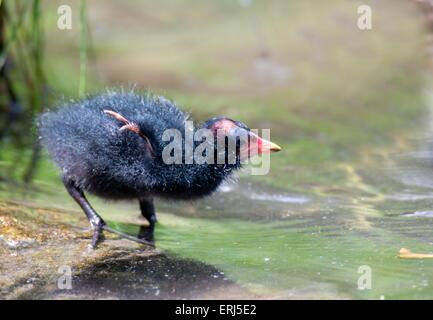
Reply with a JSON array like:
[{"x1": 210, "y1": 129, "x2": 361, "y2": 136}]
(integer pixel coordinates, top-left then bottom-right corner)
[
  {"x1": 2, "y1": 0, "x2": 433, "y2": 299},
  {"x1": 3, "y1": 95, "x2": 433, "y2": 299},
  {"x1": 96, "y1": 117, "x2": 433, "y2": 299}
]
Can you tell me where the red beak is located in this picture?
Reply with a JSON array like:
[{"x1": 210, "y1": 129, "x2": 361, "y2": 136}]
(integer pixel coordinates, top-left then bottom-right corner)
[{"x1": 243, "y1": 131, "x2": 281, "y2": 158}]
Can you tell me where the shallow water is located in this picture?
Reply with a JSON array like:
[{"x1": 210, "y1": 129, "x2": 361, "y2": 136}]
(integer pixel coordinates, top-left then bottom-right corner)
[
  {"x1": 3, "y1": 91, "x2": 433, "y2": 299},
  {"x1": 90, "y1": 126, "x2": 433, "y2": 299},
  {"x1": 136, "y1": 107, "x2": 433, "y2": 299},
  {"x1": 4, "y1": 125, "x2": 433, "y2": 299},
  {"x1": 5, "y1": 126, "x2": 433, "y2": 299}
]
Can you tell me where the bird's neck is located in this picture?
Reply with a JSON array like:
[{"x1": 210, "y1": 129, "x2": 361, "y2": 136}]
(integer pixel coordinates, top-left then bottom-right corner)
[{"x1": 141, "y1": 122, "x2": 239, "y2": 198}]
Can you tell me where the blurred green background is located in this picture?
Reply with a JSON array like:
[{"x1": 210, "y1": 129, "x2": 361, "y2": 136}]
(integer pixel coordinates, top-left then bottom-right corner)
[
  {"x1": 1, "y1": 0, "x2": 426, "y2": 189},
  {"x1": 3, "y1": 0, "x2": 433, "y2": 300}
]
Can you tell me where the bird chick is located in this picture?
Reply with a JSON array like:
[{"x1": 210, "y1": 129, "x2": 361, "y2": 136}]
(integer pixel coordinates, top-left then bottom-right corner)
[{"x1": 39, "y1": 90, "x2": 281, "y2": 248}]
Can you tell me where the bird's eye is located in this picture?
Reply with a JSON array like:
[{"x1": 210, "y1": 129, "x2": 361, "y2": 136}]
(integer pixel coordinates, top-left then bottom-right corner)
[
  {"x1": 231, "y1": 126, "x2": 248, "y2": 137},
  {"x1": 229, "y1": 127, "x2": 249, "y2": 149}
]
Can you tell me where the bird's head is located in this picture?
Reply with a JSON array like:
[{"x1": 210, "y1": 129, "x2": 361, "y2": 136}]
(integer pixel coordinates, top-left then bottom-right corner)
[{"x1": 202, "y1": 117, "x2": 281, "y2": 166}]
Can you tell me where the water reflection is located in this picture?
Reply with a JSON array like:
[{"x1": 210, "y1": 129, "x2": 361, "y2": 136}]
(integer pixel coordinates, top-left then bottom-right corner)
[{"x1": 29, "y1": 253, "x2": 240, "y2": 300}]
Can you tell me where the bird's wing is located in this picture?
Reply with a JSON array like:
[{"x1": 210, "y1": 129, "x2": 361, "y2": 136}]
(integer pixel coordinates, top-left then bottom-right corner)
[{"x1": 103, "y1": 109, "x2": 155, "y2": 157}]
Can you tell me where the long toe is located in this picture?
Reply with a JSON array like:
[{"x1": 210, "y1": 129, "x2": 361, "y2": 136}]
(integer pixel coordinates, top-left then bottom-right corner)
[
  {"x1": 102, "y1": 225, "x2": 155, "y2": 247},
  {"x1": 90, "y1": 225, "x2": 105, "y2": 249},
  {"x1": 138, "y1": 225, "x2": 155, "y2": 243}
]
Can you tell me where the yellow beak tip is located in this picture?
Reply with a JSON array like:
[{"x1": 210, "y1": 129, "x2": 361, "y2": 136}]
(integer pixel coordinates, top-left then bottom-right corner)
[{"x1": 270, "y1": 142, "x2": 282, "y2": 152}]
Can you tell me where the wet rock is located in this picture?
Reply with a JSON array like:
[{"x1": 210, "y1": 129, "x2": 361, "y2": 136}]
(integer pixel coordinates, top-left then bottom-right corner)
[{"x1": 0, "y1": 199, "x2": 254, "y2": 299}]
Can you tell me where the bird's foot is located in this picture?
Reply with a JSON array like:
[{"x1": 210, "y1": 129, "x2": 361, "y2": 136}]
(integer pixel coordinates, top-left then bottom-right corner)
[
  {"x1": 87, "y1": 218, "x2": 155, "y2": 249},
  {"x1": 138, "y1": 225, "x2": 155, "y2": 243},
  {"x1": 90, "y1": 218, "x2": 106, "y2": 249}
]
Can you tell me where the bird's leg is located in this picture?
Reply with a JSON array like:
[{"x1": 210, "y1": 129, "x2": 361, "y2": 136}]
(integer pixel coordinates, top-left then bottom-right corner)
[
  {"x1": 63, "y1": 176, "x2": 155, "y2": 248},
  {"x1": 138, "y1": 196, "x2": 156, "y2": 242},
  {"x1": 62, "y1": 176, "x2": 106, "y2": 249}
]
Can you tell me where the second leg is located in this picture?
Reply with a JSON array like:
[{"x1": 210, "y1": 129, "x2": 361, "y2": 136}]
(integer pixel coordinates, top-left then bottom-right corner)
[{"x1": 139, "y1": 196, "x2": 156, "y2": 242}]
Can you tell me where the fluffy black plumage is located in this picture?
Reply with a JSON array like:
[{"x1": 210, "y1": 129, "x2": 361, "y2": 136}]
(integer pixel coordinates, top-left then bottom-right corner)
[
  {"x1": 39, "y1": 90, "x2": 238, "y2": 200},
  {"x1": 38, "y1": 90, "x2": 280, "y2": 248}
]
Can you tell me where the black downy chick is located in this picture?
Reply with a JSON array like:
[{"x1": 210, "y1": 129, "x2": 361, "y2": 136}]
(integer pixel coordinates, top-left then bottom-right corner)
[{"x1": 39, "y1": 91, "x2": 281, "y2": 248}]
